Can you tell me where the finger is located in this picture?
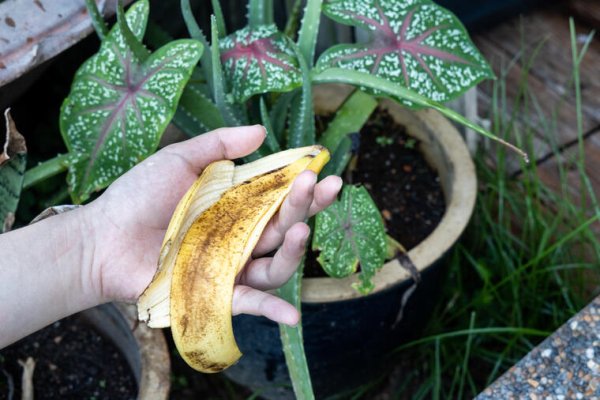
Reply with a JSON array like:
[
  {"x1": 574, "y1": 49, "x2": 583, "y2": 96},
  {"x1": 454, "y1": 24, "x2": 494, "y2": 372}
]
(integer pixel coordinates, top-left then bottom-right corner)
[
  {"x1": 162, "y1": 125, "x2": 266, "y2": 172},
  {"x1": 252, "y1": 171, "x2": 316, "y2": 256},
  {"x1": 239, "y1": 222, "x2": 309, "y2": 290},
  {"x1": 253, "y1": 174, "x2": 342, "y2": 257},
  {"x1": 232, "y1": 285, "x2": 300, "y2": 326},
  {"x1": 308, "y1": 175, "x2": 342, "y2": 216}
]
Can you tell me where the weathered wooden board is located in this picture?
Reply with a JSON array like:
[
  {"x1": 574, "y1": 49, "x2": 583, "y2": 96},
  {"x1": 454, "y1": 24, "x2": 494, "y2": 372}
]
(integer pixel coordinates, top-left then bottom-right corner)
[
  {"x1": 0, "y1": 0, "x2": 134, "y2": 87},
  {"x1": 473, "y1": 6, "x2": 600, "y2": 172},
  {"x1": 568, "y1": 0, "x2": 600, "y2": 29}
]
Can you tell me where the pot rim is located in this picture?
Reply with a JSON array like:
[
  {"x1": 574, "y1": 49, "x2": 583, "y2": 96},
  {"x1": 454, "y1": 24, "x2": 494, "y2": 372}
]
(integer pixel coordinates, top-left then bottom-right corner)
[{"x1": 302, "y1": 93, "x2": 477, "y2": 303}]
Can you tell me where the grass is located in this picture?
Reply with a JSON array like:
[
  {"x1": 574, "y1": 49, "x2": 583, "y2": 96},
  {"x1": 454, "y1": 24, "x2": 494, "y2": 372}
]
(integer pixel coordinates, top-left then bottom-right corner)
[{"x1": 347, "y1": 18, "x2": 600, "y2": 400}]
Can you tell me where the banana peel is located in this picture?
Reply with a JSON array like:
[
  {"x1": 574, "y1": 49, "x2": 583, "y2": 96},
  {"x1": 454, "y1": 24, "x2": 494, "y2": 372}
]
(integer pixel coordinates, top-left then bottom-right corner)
[{"x1": 137, "y1": 145, "x2": 330, "y2": 372}]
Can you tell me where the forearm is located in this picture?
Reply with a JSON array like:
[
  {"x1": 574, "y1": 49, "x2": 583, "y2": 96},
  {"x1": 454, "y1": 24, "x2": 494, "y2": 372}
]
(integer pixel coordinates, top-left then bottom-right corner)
[{"x1": 0, "y1": 207, "x2": 100, "y2": 348}]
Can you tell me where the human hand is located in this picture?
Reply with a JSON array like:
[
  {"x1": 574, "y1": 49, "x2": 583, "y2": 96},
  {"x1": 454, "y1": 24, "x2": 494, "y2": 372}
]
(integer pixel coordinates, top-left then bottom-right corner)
[{"x1": 85, "y1": 125, "x2": 342, "y2": 325}]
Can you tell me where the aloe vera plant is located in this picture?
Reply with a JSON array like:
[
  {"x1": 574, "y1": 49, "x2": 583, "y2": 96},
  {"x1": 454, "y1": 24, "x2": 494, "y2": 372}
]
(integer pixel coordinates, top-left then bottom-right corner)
[{"x1": 17, "y1": 0, "x2": 524, "y2": 398}]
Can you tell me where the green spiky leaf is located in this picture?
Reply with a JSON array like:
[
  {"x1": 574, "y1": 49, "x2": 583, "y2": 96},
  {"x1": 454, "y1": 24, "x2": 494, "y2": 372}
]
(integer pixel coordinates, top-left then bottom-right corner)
[
  {"x1": 220, "y1": 24, "x2": 303, "y2": 102},
  {"x1": 316, "y1": 0, "x2": 494, "y2": 107},
  {"x1": 0, "y1": 110, "x2": 27, "y2": 233},
  {"x1": 60, "y1": 0, "x2": 203, "y2": 203},
  {"x1": 313, "y1": 185, "x2": 387, "y2": 294}
]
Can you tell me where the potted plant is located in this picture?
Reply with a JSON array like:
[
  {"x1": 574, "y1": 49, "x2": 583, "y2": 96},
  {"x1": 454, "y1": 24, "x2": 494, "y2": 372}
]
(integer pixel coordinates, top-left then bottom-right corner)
[{"x1": 6, "y1": 0, "x2": 525, "y2": 398}]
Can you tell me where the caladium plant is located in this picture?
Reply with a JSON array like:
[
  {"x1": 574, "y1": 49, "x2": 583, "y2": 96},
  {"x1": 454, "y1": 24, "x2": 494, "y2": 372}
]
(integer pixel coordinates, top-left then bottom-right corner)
[
  {"x1": 19, "y1": 0, "x2": 524, "y2": 398},
  {"x1": 60, "y1": 0, "x2": 202, "y2": 202},
  {"x1": 313, "y1": 185, "x2": 388, "y2": 294},
  {"x1": 316, "y1": 0, "x2": 494, "y2": 106},
  {"x1": 220, "y1": 24, "x2": 303, "y2": 102}
]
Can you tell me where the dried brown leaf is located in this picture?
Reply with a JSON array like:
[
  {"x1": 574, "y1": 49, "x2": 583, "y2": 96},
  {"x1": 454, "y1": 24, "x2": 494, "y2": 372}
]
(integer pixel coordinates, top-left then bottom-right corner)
[{"x1": 1, "y1": 109, "x2": 26, "y2": 166}]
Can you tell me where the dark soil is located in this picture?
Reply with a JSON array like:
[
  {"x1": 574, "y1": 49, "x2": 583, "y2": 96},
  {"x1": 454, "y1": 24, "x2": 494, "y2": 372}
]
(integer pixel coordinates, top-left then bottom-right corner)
[
  {"x1": 306, "y1": 108, "x2": 446, "y2": 277},
  {"x1": 0, "y1": 315, "x2": 136, "y2": 400}
]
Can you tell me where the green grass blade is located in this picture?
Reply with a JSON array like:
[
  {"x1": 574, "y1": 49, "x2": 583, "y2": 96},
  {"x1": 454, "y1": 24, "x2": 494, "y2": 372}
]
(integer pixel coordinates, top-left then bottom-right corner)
[{"x1": 457, "y1": 313, "x2": 476, "y2": 399}]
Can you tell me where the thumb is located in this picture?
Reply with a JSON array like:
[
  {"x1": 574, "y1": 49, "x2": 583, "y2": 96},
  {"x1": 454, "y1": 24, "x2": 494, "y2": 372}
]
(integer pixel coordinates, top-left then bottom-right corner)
[{"x1": 162, "y1": 125, "x2": 266, "y2": 172}]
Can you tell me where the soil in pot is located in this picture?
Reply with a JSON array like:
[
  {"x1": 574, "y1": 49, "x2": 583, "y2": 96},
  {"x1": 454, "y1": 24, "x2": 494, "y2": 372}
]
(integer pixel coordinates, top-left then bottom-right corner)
[
  {"x1": 306, "y1": 108, "x2": 446, "y2": 277},
  {"x1": 0, "y1": 314, "x2": 136, "y2": 400}
]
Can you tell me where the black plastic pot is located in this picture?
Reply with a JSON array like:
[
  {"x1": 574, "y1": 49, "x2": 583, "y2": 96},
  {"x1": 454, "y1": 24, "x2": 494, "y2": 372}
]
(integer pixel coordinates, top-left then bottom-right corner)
[
  {"x1": 223, "y1": 85, "x2": 478, "y2": 399},
  {"x1": 230, "y1": 258, "x2": 447, "y2": 399}
]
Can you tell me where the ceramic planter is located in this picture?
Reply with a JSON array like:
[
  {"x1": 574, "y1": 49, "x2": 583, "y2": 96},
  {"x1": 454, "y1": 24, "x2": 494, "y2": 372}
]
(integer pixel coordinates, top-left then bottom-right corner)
[
  {"x1": 82, "y1": 303, "x2": 171, "y2": 400},
  {"x1": 223, "y1": 84, "x2": 478, "y2": 399}
]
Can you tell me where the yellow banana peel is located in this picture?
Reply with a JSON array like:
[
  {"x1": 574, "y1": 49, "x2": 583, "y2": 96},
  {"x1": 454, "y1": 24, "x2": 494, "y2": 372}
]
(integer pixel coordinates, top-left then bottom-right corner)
[{"x1": 137, "y1": 145, "x2": 330, "y2": 373}]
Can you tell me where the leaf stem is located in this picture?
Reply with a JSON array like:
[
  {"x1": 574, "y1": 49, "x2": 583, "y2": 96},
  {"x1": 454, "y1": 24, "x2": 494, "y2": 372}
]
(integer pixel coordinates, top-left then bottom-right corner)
[
  {"x1": 23, "y1": 154, "x2": 71, "y2": 190},
  {"x1": 312, "y1": 68, "x2": 529, "y2": 162}
]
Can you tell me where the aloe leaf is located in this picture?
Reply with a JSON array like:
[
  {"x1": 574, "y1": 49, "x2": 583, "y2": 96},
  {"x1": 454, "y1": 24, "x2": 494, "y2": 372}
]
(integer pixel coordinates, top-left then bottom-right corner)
[
  {"x1": 317, "y1": 0, "x2": 494, "y2": 107},
  {"x1": 259, "y1": 97, "x2": 281, "y2": 153},
  {"x1": 181, "y1": 0, "x2": 214, "y2": 94},
  {"x1": 145, "y1": 22, "x2": 223, "y2": 136},
  {"x1": 284, "y1": 0, "x2": 303, "y2": 40},
  {"x1": 175, "y1": 82, "x2": 225, "y2": 136},
  {"x1": 116, "y1": 0, "x2": 150, "y2": 62},
  {"x1": 288, "y1": 40, "x2": 314, "y2": 148},
  {"x1": 270, "y1": 91, "x2": 295, "y2": 143},
  {"x1": 277, "y1": 260, "x2": 315, "y2": 400},
  {"x1": 0, "y1": 110, "x2": 26, "y2": 233},
  {"x1": 211, "y1": 0, "x2": 227, "y2": 36},
  {"x1": 297, "y1": 0, "x2": 323, "y2": 65},
  {"x1": 211, "y1": 16, "x2": 241, "y2": 127},
  {"x1": 313, "y1": 185, "x2": 387, "y2": 294},
  {"x1": 60, "y1": 0, "x2": 203, "y2": 203},
  {"x1": 319, "y1": 89, "x2": 377, "y2": 153},
  {"x1": 319, "y1": 135, "x2": 352, "y2": 178},
  {"x1": 84, "y1": 0, "x2": 109, "y2": 40},
  {"x1": 248, "y1": 0, "x2": 274, "y2": 27},
  {"x1": 313, "y1": 67, "x2": 528, "y2": 160},
  {"x1": 220, "y1": 25, "x2": 303, "y2": 103}
]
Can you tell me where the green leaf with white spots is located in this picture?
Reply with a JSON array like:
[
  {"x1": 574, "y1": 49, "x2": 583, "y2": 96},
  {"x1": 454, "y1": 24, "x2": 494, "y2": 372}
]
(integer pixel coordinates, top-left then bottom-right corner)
[
  {"x1": 220, "y1": 24, "x2": 303, "y2": 103},
  {"x1": 313, "y1": 184, "x2": 387, "y2": 294},
  {"x1": 60, "y1": 0, "x2": 203, "y2": 203},
  {"x1": 316, "y1": 0, "x2": 494, "y2": 107},
  {"x1": 0, "y1": 110, "x2": 26, "y2": 233}
]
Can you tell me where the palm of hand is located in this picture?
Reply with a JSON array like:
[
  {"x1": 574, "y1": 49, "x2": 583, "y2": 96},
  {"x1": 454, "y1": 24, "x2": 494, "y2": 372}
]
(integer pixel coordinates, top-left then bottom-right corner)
[
  {"x1": 93, "y1": 150, "x2": 199, "y2": 302},
  {"x1": 86, "y1": 126, "x2": 342, "y2": 325}
]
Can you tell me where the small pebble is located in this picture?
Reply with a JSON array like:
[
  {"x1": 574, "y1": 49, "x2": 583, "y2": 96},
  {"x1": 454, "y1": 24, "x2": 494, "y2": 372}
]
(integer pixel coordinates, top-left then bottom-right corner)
[
  {"x1": 541, "y1": 349, "x2": 552, "y2": 358},
  {"x1": 585, "y1": 348, "x2": 594, "y2": 359}
]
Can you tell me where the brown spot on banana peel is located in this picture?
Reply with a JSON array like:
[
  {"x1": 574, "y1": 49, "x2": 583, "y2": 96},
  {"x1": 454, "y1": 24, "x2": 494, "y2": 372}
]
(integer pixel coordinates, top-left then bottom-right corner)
[{"x1": 170, "y1": 150, "x2": 330, "y2": 373}]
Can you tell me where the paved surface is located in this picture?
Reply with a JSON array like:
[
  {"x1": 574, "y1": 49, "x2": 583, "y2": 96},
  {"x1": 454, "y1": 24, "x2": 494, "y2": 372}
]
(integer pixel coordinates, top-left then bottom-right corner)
[{"x1": 477, "y1": 296, "x2": 600, "y2": 399}]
